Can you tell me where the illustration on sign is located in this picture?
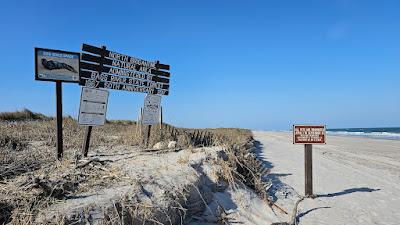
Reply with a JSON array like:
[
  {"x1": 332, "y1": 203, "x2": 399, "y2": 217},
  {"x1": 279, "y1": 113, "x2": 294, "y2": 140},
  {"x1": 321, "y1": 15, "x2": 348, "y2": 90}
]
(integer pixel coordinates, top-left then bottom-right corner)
[
  {"x1": 142, "y1": 94, "x2": 161, "y2": 125},
  {"x1": 35, "y1": 48, "x2": 80, "y2": 82},
  {"x1": 293, "y1": 125, "x2": 326, "y2": 144},
  {"x1": 79, "y1": 44, "x2": 170, "y2": 95},
  {"x1": 78, "y1": 87, "x2": 109, "y2": 126}
]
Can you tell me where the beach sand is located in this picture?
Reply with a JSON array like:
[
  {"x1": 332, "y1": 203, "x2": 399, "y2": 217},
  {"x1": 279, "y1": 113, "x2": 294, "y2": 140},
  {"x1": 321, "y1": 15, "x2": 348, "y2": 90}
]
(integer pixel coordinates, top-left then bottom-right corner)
[{"x1": 254, "y1": 131, "x2": 400, "y2": 225}]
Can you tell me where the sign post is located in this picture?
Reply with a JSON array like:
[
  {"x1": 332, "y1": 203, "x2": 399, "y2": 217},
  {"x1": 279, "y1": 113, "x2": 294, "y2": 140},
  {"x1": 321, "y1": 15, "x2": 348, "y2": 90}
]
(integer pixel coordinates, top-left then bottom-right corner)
[
  {"x1": 293, "y1": 125, "x2": 326, "y2": 197},
  {"x1": 142, "y1": 94, "x2": 162, "y2": 147},
  {"x1": 159, "y1": 106, "x2": 163, "y2": 138},
  {"x1": 78, "y1": 87, "x2": 109, "y2": 156},
  {"x1": 304, "y1": 144, "x2": 313, "y2": 196},
  {"x1": 35, "y1": 48, "x2": 80, "y2": 160},
  {"x1": 56, "y1": 81, "x2": 63, "y2": 159}
]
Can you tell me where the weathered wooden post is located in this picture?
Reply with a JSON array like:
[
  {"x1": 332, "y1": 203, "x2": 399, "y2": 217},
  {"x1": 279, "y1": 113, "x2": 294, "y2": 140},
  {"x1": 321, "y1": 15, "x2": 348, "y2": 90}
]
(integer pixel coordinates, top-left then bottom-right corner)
[
  {"x1": 159, "y1": 106, "x2": 163, "y2": 138},
  {"x1": 304, "y1": 144, "x2": 313, "y2": 196},
  {"x1": 135, "y1": 107, "x2": 141, "y2": 137},
  {"x1": 55, "y1": 81, "x2": 63, "y2": 159},
  {"x1": 140, "y1": 107, "x2": 143, "y2": 137},
  {"x1": 293, "y1": 125, "x2": 326, "y2": 197},
  {"x1": 146, "y1": 125, "x2": 152, "y2": 148},
  {"x1": 82, "y1": 126, "x2": 92, "y2": 157}
]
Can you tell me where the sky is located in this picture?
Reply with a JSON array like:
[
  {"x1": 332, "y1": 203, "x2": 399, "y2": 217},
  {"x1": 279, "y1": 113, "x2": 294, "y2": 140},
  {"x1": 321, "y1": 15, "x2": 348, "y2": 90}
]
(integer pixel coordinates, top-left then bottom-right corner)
[{"x1": 0, "y1": 0, "x2": 399, "y2": 130}]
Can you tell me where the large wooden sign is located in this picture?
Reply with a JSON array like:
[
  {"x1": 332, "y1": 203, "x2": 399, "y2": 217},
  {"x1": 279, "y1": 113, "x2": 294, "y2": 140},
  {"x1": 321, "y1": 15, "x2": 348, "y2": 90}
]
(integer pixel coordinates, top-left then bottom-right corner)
[
  {"x1": 78, "y1": 87, "x2": 109, "y2": 126},
  {"x1": 35, "y1": 48, "x2": 80, "y2": 83},
  {"x1": 142, "y1": 94, "x2": 161, "y2": 125},
  {"x1": 79, "y1": 44, "x2": 170, "y2": 95},
  {"x1": 293, "y1": 125, "x2": 326, "y2": 144}
]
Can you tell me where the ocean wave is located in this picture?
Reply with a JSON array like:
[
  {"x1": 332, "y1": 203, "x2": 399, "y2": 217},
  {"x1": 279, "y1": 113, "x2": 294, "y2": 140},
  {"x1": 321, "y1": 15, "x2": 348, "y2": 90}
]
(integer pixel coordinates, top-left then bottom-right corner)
[{"x1": 327, "y1": 131, "x2": 400, "y2": 140}]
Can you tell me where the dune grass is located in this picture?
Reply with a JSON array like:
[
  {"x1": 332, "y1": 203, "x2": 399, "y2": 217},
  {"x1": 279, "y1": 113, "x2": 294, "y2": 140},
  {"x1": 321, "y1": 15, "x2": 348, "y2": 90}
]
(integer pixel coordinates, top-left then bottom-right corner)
[
  {"x1": 0, "y1": 109, "x2": 258, "y2": 224},
  {"x1": 0, "y1": 109, "x2": 49, "y2": 121}
]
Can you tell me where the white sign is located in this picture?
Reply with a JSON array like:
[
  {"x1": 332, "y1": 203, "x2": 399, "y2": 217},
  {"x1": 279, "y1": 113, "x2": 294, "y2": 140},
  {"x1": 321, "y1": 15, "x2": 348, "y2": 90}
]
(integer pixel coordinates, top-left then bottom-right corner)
[
  {"x1": 142, "y1": 94, "x2": 161, "y2": 125},
  {"x1": 78, "y1": 87, "x2": 109, "y2": 126}
]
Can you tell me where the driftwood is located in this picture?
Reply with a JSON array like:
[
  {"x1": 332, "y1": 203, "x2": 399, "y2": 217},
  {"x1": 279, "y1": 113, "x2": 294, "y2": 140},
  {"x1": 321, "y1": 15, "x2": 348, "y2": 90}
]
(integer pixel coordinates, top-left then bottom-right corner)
[
  {"x1": 271, "y1": 196, "x2": 305, "y2": 225},
  {"x1": 75, "y1": 158, "x2": 113, "y2": 169}
]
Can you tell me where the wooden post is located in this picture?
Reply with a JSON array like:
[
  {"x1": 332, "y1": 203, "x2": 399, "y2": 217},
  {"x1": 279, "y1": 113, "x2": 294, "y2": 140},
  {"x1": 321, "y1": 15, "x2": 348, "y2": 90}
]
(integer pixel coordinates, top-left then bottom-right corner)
[
  {"x1": 81, "y1": 45, "x2": 106, "y2": 157},
  {"x1": 56, "y1": 81, "x2": 63, "y2": 160},
  {"x1": 82, "y1": 126, "x2": 92, "y2": 157},
  {"x1": 304, "y1": 144, "x2": 313, "y2": 196},
  {"x1": 159, "y1": 106, "x2": 163, "y2": 137},
  {"x1": 146, "y1": 125, "x2": 152, "y2": 148},
  {"x1": 135, "y1": 107, "x2": 141, "y2": 137},
  {"x1": 140, "y1": 107, "x2": 143, "y2": 137}
]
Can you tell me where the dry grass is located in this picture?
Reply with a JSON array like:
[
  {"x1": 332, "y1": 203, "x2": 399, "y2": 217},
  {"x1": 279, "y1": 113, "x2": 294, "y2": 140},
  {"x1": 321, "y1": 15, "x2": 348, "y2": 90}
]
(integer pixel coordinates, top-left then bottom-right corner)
[
  {"x1": 0, "y1": 109, "x2": 49, "y2": 121},
  {"x1": 177, "y1": 152, "x2": 190, "y2": 164},
  {"x1": 0, "y1": 109, "x2": 260, "y2": 224}
]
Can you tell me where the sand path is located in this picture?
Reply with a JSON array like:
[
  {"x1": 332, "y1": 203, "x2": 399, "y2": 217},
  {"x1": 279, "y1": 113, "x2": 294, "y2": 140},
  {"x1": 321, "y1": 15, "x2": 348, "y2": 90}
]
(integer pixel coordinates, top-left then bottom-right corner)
[{"x1": 253, "y1": 131, "x2": 400, "y2": 225}]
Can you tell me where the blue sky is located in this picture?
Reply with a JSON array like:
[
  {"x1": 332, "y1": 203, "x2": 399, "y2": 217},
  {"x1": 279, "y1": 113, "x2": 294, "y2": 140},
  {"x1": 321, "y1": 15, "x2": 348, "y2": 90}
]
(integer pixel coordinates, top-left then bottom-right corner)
[{"x1": 0, "y1": 0, "x2": 399, "y2": 130}]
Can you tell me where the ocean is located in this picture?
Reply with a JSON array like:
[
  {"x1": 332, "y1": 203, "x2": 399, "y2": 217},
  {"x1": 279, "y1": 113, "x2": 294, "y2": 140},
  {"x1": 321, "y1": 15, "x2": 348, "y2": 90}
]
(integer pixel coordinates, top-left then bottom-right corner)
[{"x1": 327, "y1": 127, "x2": 400, "y2": 140}]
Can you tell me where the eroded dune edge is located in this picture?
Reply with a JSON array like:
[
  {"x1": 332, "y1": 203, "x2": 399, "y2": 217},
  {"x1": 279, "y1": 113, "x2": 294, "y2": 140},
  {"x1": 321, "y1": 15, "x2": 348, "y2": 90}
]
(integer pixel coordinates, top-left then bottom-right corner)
[{"x1": 0, "y1": 111, "x2": 276, "y2": 224}]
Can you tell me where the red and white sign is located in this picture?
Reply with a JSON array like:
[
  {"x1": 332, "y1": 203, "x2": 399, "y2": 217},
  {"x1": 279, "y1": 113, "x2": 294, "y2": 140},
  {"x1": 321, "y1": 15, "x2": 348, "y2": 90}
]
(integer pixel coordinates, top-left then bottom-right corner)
[{"x1": 293, "y1": 125, "x2": 326, "y2": 144}]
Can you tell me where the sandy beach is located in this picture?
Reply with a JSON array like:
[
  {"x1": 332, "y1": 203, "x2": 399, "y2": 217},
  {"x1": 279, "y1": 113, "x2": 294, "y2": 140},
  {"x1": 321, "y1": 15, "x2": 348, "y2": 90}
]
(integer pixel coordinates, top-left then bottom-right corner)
[{"x1": 254, "y1": 131, "x2": 400, "y2": 225}]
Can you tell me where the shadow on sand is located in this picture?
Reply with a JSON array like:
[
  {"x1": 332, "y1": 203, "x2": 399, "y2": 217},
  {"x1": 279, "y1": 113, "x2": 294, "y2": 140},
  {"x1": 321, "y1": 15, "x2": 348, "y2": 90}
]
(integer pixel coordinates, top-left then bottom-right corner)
[
  {"x1": 316, "y1": 187, "x2": 380, "y2": 198},
  {"x1": 253, "y1": 139, "x2": 381, "y2": 223},
  {"x1": 253, "y1": 140, "x2": 298, "y2": 202},
  {"x1": 296, "y1": 206, "x2": 331, "y2": 223}
]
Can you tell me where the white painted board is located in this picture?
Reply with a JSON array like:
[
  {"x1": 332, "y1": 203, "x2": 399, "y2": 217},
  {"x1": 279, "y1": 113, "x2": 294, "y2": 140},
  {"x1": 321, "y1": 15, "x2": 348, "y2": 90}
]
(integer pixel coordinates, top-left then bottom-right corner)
[
  {"x1": 142, "y1": 94, "x2": 161, "y2": 125},
  {"x1": 78, "y1": 87, "x2": 109, "y2": 126}
]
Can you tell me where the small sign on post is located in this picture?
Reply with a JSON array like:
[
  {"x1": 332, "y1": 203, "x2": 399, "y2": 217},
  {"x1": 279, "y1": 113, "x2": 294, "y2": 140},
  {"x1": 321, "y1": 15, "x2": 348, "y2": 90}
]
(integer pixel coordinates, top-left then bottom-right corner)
[
  {"x1": 35, "y1": 47, "x2": 80, "y2": 160},
  {"x1": 78, "y1": 87, "x2": 109, "y2": 126},
  {"x1": 293, "y1": 125, "x2": 326, "y2": 197},
  {"x1": 35, "y1": 48, "x2": 80, "y2": 83},
  {"x1": 142, "y1": 94, "x2": 161, "y2": 147},
  {"x1": 142, "y1": 94, "x2": 162, "y2": 126},
  {"x1": 78, "y1": 87, "x2": 109, "y2": 156}
]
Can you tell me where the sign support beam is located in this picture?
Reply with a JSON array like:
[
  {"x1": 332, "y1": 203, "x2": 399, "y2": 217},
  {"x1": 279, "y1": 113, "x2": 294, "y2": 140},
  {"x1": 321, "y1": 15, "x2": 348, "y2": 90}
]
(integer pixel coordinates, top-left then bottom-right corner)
[
  {"x1": 82, "y1": 126, "x2": 93, "y2": 157},
  {"x1": 81, "y1": 46, "x2": 106, "y2": 157},
  {"x1": 146, "y1": 125, "x2": 152, "y2": 148},
  {"x1": 56, "y1": 81, "x2": 63, "y2": 160},
  {"x1": 304, "y1": 144, "x2": 313, "y2": 196},
  {"x1": 159, "y1": 106, "x2": 163, "y2": 138}
]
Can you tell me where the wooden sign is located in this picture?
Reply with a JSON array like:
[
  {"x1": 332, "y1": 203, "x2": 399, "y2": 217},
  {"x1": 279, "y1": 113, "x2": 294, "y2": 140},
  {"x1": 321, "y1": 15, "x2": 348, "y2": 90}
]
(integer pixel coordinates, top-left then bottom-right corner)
[
  {"x1": 79, "y1": 44, "x2": 170, "y2": 95},
  {"x1": 78, "y1": 87, "x2": 109, "y2": 126},
  {"x1": 34, "y1": 47, "x2": 81, "y2": 160},
  {"x1": 35, "y1": 48, "x2": 80, "y2": 83},
  {"x1": 142, "y1": 94, "x2": 161, "y2": 125},
  {"x1": 293, "y1": 125, "x2": 326, "y2": 144},
  {"x1": 293, "y1": 124, "x2": 326, "y2": 197}
]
